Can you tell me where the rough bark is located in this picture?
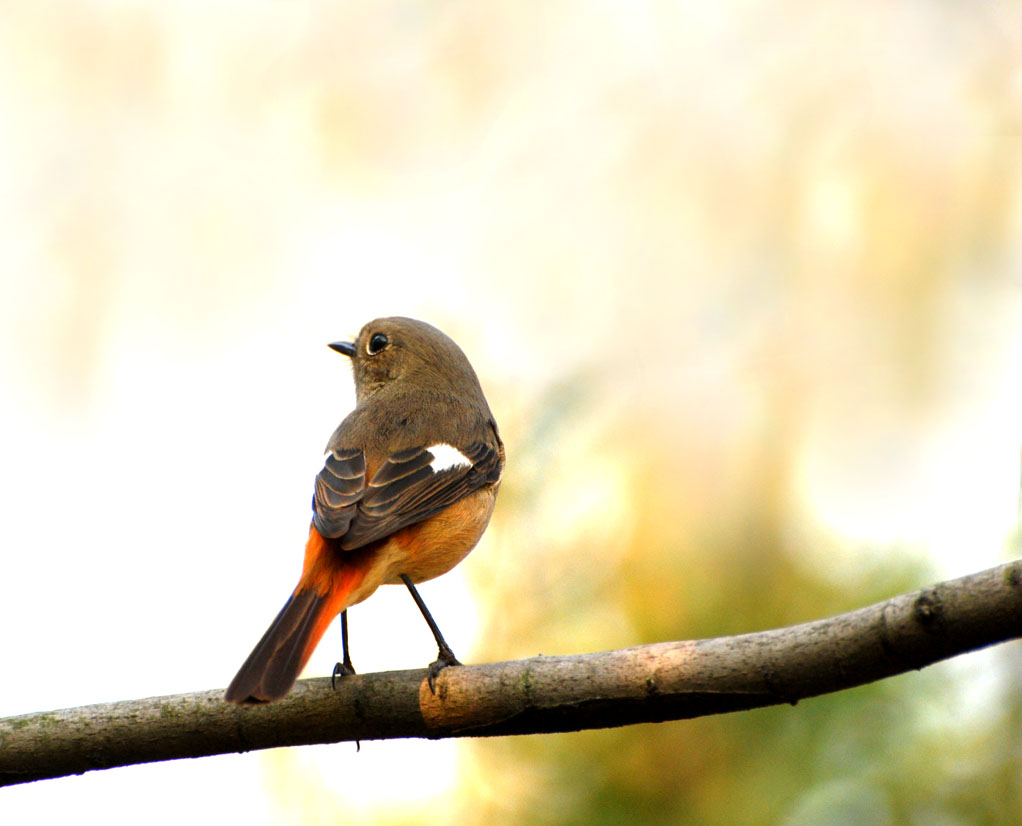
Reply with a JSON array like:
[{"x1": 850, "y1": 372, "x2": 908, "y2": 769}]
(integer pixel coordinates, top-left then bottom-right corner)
[{"x1": 2, "y1": 560, "x2": 1020, "y2": 787}]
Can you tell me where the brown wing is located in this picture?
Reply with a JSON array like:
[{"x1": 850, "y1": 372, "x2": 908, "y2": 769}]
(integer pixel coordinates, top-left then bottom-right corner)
[
  {"x1": 311, "y1": 447, "x2": 366, "y2": 538},
  {"x1": 338, "y1": 441, "x2": 502, "y2": 550}
]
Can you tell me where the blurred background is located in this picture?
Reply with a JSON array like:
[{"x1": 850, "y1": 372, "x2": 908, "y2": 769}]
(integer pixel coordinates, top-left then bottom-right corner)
[{"x1": 1, "y1": 1, "x2": 1021, "y2": 823}]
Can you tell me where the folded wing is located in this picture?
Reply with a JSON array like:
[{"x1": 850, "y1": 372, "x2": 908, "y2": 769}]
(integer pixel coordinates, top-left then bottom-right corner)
[{"x1": 311, "y1": 441, "x2": 502, "y2": 549}]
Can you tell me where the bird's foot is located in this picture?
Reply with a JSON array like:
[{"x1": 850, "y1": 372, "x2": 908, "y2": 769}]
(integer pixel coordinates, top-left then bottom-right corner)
[
  {"x1": 426, "y1": 644, "x2": 462, "y2": 694},
  {"x1": 331, "y1": 658, "x2": 356, "y2": 690}
]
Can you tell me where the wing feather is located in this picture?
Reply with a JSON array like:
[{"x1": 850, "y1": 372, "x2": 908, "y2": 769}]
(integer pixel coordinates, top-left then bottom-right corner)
[
  {"x1": 339, "y1": 441, "x2": 502, "y2": 550},
  {"x1": 311, "y1": 447, "x2": 366, "y2": 538},
  {"x1": 310, "y1": 439, "x2": 502, "y2": 549}
]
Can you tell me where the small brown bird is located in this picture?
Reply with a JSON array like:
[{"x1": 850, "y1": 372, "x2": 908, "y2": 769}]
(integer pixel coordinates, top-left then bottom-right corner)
[{"x1": 225, "y1": 317, "x2": 504, "y2": 704}]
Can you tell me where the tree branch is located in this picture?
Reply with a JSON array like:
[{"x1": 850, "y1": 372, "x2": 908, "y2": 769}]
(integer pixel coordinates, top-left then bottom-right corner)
[{"x1": 3, "y1": 560, "x2": 1021, "y2": 787}]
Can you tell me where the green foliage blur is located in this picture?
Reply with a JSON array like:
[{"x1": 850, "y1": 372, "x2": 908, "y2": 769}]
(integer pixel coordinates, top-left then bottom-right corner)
[{"x1": 458, "y1": 381, "x2": 1021, "y2": 826}]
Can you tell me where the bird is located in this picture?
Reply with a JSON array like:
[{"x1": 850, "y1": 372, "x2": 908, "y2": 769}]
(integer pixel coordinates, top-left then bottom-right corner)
[{"x1": 224, "y1": 317, "x2": 504, "y2": 704}]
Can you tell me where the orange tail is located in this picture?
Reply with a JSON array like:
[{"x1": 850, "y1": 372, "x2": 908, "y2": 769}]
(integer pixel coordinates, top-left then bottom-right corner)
[{"x1": 224, "y1": 527, "x2": 366, "y2": 704}]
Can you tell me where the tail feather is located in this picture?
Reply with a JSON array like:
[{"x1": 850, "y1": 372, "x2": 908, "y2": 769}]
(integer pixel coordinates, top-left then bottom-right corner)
[{"x1": 224, "y1": 528, "x2": 365, "y2": 704}]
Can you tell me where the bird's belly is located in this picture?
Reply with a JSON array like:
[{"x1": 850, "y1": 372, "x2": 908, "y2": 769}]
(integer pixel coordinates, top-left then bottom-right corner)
[{"x1": 378, "y1": 485, "x2": 498, "y2": 585}]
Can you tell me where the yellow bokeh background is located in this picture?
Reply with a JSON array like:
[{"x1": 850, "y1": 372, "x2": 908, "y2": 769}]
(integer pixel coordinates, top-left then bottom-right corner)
[{"x1": 1, "y1": 2, "x2": 1020, "y2": 824}]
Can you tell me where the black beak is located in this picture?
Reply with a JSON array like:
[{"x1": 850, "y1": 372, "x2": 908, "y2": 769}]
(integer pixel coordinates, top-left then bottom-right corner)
[{"x1": 328, "y1": 341, "x2": 356, "y2": 357}]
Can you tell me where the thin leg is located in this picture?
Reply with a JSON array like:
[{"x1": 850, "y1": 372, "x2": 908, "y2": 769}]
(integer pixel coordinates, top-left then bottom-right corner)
[
  {"x1": 333, "y1": 610, "x2": 361, "y2": 752},
  {"x1": 400, "y1": 574, "x2": 461, "y2": 693},
  {"x1": 331, "y1": 609, "x2": 356, "y2": 689}
]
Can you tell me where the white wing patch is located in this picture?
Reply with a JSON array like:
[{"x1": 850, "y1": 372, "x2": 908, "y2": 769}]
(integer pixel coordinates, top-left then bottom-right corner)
[{"x1": 427, "y1": 443, "x2": 472, "y2": 473}]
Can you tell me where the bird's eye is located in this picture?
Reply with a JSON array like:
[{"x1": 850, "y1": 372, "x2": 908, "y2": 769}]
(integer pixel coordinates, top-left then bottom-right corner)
[{"x1": 367, "y1": 332, "x2": 389, "y2": 355}]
